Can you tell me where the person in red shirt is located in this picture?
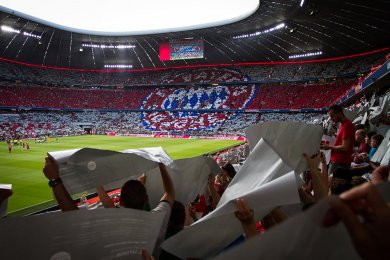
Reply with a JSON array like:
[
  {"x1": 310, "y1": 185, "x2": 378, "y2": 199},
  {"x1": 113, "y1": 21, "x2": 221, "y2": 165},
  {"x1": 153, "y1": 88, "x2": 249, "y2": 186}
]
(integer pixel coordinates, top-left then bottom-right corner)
[{"x1": 321, "y1": 104, "x2": 355, "y2": 175}]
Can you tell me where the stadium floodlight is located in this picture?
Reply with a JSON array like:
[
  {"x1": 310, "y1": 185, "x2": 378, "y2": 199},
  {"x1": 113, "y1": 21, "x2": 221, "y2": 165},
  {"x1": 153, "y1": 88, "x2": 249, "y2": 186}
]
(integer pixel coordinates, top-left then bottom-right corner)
[
  {"x1": 289, "y1": 51, "x2": 323, "y2": 59},
  {"x1": 104, "y1": 65, "x2": 133, "y2": 69},
  {"x1": 1, "y1": 25, "x2": 20, "y2": 33},
  {"x1": 82, "y1": 44, "x2": 136, "y2": 49},
  {"x1": 1, "y1": 25, "x2": 41, "y2": 39},
  {"x1": 23, "y1": 31, "x2": 41, "y2": 39},
  {"x1": 233, "y1": 23, "x2": 286, "y2": 39}
]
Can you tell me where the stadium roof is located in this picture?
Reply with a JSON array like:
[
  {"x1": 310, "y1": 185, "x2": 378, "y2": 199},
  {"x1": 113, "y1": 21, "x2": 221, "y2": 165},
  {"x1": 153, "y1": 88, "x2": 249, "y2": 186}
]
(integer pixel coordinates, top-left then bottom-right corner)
[
  {"x1": 0, "y1": 0, "x2": 259, "y2": 35},
  {"x1": 0, "y1": 0, "x2": 389, "y2": 70}
]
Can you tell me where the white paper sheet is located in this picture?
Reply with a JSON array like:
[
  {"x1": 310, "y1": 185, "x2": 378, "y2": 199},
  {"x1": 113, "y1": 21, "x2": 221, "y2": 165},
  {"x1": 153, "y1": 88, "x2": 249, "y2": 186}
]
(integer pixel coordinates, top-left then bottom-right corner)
[
  {"x1": 212, "y1": 198, "x2": 359, "y2": 260},
  {"x1": 54, "y1": 148, "x2": 160, "y2": 195},
  {"x1": 352, "y1": 115, "x2": 363, "y2": 124},
  {"x1": 218, "y1": 139, "x2": 292, "y2": 206},
  {"x1": 321, "y1": 135, "x2": 336, "y2": 164},
  {"x1": 379, "y1": 129, "x2": 390, "y2": 165},
  {"x1": 380, "y1": 94, "x2": 389, "y2": 114},
  {"x1": 122, "y1": 147, "x2": 173, "y2": 166},
  {"x1": 48, "y1": 147, "x2": 172, "y2": 168},
  {"x1": 343, "y1": 108, "x2": 358, "y2": 122},
  {"x1": 0, "y1": 208, "x2": 164, "y2": 260},
  {"x1": 49, "y1": 147, "x2": 219, "y2": 208},
  {"x1": 361, "y1": 111, "x2": 368, "y2": 125},
  {"x1": 48, "y1": 148, "x2": 82, "y2": 164},
  {"x1": 213, "y1": 182, "x2": 390, "y2": 260},
  {"x1": 369, "y1": 106, "x2": 383, "y2": 124},
  {"x1": 144, "y1": 156, "x2": 221, "y2": 208},
  {"x1": 245, "y1": 122, "x2": 324, "y2": 174},
  {"x1": 381, "y1": 144, "x2": 390, "y2": 165},
  {"x1": 161, "y1": 171, "x2": 300, "y2": 259},
  {"x1": 0, "y1": 184, "x2": 12, "y2": 190}
]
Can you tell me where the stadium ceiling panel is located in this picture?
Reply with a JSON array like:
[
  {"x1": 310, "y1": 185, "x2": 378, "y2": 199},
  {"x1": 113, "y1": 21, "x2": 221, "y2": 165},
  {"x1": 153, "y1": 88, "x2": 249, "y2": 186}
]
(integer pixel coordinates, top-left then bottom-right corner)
[{"x1": 0, "y1": 0, "x2": 389, "y2": 70}]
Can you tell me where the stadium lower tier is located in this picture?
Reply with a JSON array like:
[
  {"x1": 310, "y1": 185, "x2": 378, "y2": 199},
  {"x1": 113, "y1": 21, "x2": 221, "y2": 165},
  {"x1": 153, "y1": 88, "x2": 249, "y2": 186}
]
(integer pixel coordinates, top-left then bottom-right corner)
[{"x1": 0, "y1": 111, "x2": 325, "y2": 139}]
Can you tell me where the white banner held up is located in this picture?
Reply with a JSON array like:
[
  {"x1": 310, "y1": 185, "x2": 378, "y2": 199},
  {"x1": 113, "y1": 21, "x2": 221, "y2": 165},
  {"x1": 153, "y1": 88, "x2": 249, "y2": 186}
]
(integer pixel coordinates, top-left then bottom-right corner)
[
  {"x1": 213, "y1": 182, "x2": 390, "y2": 260},
  {"x1": 245, "y1": 121, "x2": 324, "y2": 173},
  {"x1": 161, "y1": 172, "x2": 299, "y2": 259},
  {"x1": 48, "y1": 147, "x2": 173, "y2": 195},
  {"x1": 218, "y1": 139, "x2": 292, "y2": 206},
  {"x1": 212, "y1": 198, "x2": 359, "y2": 260},
  {"x1": 162, "y1": 140, "x2": 301, "y2": 259},
  {"x1": 145, "y1": 156, "x2": 221, "y2": 208},
  {"x1": 0, "y1": 208, "x2": 164, "y2": 260}
]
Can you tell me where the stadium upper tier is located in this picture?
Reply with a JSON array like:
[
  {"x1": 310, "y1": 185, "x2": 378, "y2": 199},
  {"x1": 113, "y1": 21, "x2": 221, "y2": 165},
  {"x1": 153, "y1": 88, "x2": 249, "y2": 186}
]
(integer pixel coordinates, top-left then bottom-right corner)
[
  {"x1": 0, "y1": 50, "x2": 386, "y2": 86},
  {"x1": 0, "y1": 79, "x2": 356, "y2": 110}
]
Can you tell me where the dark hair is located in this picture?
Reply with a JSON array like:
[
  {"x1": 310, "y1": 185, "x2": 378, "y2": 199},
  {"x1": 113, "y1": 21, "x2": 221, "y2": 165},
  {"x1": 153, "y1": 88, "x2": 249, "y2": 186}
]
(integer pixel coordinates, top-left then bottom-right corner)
[
  {"x1": 355, "y1": 129, "x2": 367, "y2": 137},
  {"x1": 332, "y1": 168, "x2": 352, "y2": 182},
  {"x1": 367, "y1": 131, "x2": 376, "y2": 138},
  {"x1": 328, "y1": 104, "x2": 343, "y2": 114},
  {"x1": 169, "y1": 201, "x2": 186, "y2": 228},
  {"x1": 371, "y1": 134, "x2": 384, "y2": 145},
  {"x1": 222, "y1": 163, "x2": 237, "y2": 179},
  {"x1": 330, "y1": 178, "x2": 351, "y2": 195},
  {"x1": 355, "y1": 124, "x2": 366, "y2": 131},
  {"x1": 120, "y1": 180, "x2": 147, "y2": 210},
  {"x1": 350, "y1": 176, "x2": 367, "y2": 187}
]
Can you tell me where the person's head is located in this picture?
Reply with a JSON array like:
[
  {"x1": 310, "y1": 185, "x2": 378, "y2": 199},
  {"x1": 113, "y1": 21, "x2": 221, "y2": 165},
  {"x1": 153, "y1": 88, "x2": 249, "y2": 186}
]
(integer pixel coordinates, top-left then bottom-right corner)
[
  {"x1": 119, "y1": 180, "x2": 147, "y2": 210},
  {"x1": 350, "y1": 176, "x2": 367, "y2": 187},
  {"x1": 80, "y1": 194, "x2": 88, "y2": 203},
  {"x1": 168, "y1": 201, "x2": 186, "y2": 228},
  {"x1": 332, "y1": 167, "x2": 352, "y2": 182},
  {"x1": 355, "y1": 129, "x2": 367, "y2": 143},
  {"x1": 355, "y1": 124, "x2": 366, "y2": 130},
  {"x1": 330, "y1": 178, "x2": 352, "y2": 195},
  {"x1": 370, "y1": 134, "x2": 384, "y2": 148},
  {"x1": 221, "y1": 162, "x2": 237, "y2": 179},
  {"x1": 328, "y1": 104, "x2": 344, "y2": 123},
  {"x1": 366, "y1": 131, "x2": 376, "y2": 144}
]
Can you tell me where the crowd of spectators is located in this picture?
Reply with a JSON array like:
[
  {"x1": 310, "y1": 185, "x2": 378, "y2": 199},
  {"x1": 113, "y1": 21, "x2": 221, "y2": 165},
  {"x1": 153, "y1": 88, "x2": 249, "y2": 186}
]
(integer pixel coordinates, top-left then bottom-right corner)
[
  {"x1": 0, "y1": 50, "x2": 387, "y2": 87},
  {"x1": 0, "y1": 110, "x2": 329, "y2": 140},
  {"x1": 0, "y1": 82, "x2": 149, "y2": 109},
  {"x1": 0, "y1": 79, "x2": 353, "y2": 112},
  {"x1": 241, "y1": 51, "x2": 386, "y2": 81},
  {"x1": 160, "y1": 67, "x2": 247, "y2": 84},
  {"x1": 256, "y1": 79, "x2": 356, "y2": 109},
  {"x1": 3, "y1": 100, "x2": 387, "y2": 259},
  {"x1": 141, "y1": 84, "x2": 256, "y2": 110}
]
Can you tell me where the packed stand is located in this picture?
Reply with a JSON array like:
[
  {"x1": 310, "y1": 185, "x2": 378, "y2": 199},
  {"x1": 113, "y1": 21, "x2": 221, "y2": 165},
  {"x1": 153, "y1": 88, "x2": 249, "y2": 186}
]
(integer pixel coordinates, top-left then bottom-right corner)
[
  {"x1": 160, "y1": 67, "x2": 248, "y2": 84},
  {"x1": 0, "y1": 50, "x2": 387, "y2": 88},
  {"x1": 255, "y1": 79, "x2": 356, "y2": 109},
  {"x1": 1, "y1": 110, "x2": 328, "y2": 139},
  {"x1": 0, "y1": 82, "x2": 149, "y2": 109},
  {"x1": 242, "y1": 51, "x2": 386, "y2": 81}
]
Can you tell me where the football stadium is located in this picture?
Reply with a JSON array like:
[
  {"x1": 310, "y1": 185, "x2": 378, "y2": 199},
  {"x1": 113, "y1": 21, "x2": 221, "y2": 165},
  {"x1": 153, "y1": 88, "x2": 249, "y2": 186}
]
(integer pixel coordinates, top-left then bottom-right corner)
[{"x1": 0, "y1": 0, "x2": 389, "y2": 259}]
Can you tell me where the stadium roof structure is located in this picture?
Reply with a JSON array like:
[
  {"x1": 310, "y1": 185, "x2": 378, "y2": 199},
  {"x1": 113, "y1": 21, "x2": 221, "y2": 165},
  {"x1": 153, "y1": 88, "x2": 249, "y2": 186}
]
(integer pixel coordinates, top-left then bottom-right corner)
[{"x1": 0, "y1": 0, "x2": 389, "y2": 71}]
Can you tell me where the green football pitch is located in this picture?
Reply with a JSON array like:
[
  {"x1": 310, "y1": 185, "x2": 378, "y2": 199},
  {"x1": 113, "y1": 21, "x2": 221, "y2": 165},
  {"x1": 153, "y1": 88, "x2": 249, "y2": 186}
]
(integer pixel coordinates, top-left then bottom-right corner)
[{"x1": 0, "y1": 135, "x2": 242, "y2": 215}]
